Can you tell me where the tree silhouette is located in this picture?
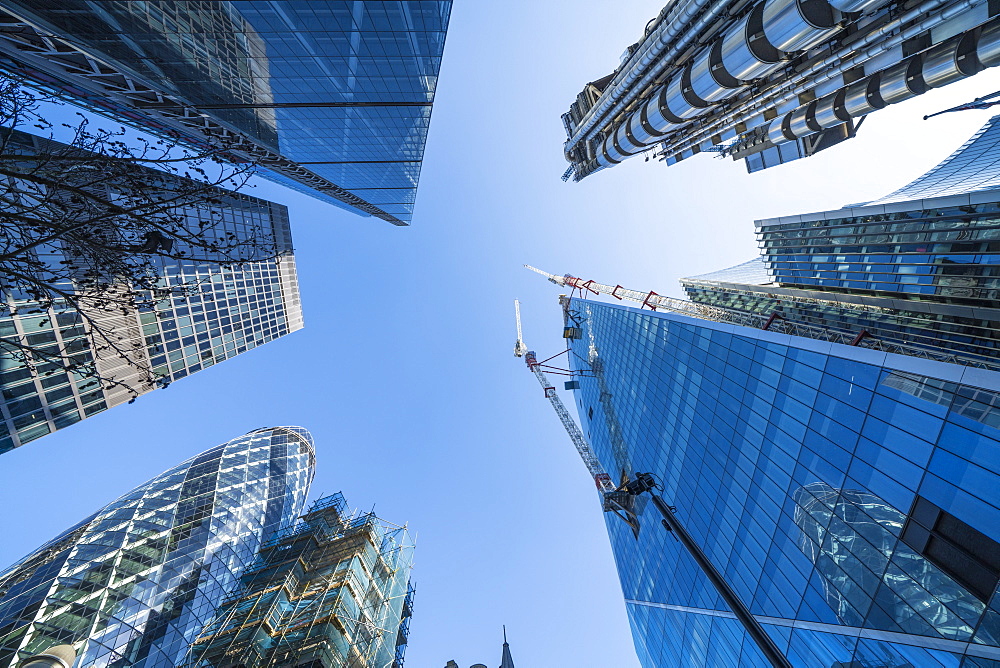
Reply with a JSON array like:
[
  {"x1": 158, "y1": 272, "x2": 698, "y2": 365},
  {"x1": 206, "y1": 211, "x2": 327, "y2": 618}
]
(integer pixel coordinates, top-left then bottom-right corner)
[{"x1": 0, "y1": 74, "x2": 278, "y2": 400}]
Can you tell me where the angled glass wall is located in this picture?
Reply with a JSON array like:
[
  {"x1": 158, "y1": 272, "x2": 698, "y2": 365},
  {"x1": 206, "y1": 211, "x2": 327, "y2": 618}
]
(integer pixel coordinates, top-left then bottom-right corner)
[
  {"x1": 0, "y1": 1, "x2": 453, "y2": 224},
  {"x1": 0, "y1": 426, "x2": 315, "y2": 668},
  {"x1": 566, "y1": 298, "x2": 1000, "y2": 667}
]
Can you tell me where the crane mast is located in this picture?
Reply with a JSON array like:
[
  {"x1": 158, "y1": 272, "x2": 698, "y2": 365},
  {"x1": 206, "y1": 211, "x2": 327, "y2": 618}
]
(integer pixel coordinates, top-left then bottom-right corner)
[{"x1": 514, "y1": 301, "x2": 615, "y2": 494}]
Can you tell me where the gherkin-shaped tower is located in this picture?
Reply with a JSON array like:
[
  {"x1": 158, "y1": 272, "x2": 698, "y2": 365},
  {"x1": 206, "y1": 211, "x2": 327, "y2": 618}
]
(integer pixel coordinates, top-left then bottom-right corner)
[{"x1": 0, "y1": 426, "x2": 316, "y2": 668}]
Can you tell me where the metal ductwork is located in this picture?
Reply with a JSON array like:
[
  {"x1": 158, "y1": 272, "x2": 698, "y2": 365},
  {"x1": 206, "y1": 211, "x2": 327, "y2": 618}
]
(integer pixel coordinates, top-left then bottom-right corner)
[
  {"x1": 812, "y1": 88, "x2": 851, "y2": 128},
  {"x1": 589, "y1": 0, "x2": 944, "y2": 170},
  {"x1": 771, "y1": 21, "x2": 995, "y2": 147},
  {"x1": 843, "y1": 74, "x2": 886, "y2": 116},
  {"x1": 978, "y1": 16, "x2": 1000, "y2": 67},
  {"x1": 720, "y1": 4, "x2": 785, "y2": 81},
  {"x1": 689, "y1": 42, "x2": 744, "y2": 103},
  {"x1": 762, "y1": 0, "x2": 840, "y2": 53},
  {"x1": 827, "y1": 0, "x2": 890, "y2": 12},
  {"x1": 663, "y1": 71, "x2": 709, "y2": 120},
  {"x1": 628, "y1": 104, "x2": 666, "y2": 146},
  {"x1": 767, "y1": 117, "x2": 794, "y2": 143},
  {"x1": 922, "y1": 31, "x2": 982, "y2": 88},
  {"x1": 878, "y1": 55, "x2": 927, "y2": 105}
]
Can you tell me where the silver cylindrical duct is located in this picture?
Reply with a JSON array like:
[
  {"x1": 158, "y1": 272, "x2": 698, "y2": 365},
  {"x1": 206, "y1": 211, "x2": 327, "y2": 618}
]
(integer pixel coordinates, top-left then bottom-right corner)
[
  {"x1": 812, "y1": 88, "x2": 850, "y2": 128},
  {"x1": 786, "y1": 101, "x2": 817, "y2": 137},
  {"x1": 720, "y1": 4, "x2": 784, "y2": 81},
  {"x1": 767, "y1": 117, "x2": 795, "y2": 144},
  {"x1": 843, "y1": 75, "x2": 885, "y2": 116},
  {"x1": 978, "y1": 16, "x2": 1000, "y2": 68},
  {"x1": 644, "y1": 86, "x2": 686, "y2": 133},
  {"x1": 689, "y1": 42, "x2": 742, "y2": 103},
  {"x1": 663, "y1": 73, "x2": 706, "y2": 120},
  {"x1": 762, "y1": 0, "x2": 839, "y2": 53},
  {"x1": 878, "y1": 56, "x2": 927, "y2": 105},
  {"x1": 827, "y1": 0, "x2": 890, "y2": 14},
  {"x1": 628, "y1": 105, "x2": 663, "y2": 146},
  {"x1": 599, "y1": 135, "x2": 624, "y2": 166},
  {"x1": 613, "y1": 122, "x2": 644, "y2": 156},
  {"x1": 923, "y1": 31, "x2": 981, "y2": 88}
]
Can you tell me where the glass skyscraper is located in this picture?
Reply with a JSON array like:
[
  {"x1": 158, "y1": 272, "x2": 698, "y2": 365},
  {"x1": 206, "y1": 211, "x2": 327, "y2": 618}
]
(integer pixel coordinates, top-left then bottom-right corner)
[
  {"x1": 183, "y1": 492, "x2": 415, "y2": 668},
  {"x1": 681, "y1": 115, "x2": 1000, "y2": 371},
  {"x1": 0, "y1": 1, "x2": 453, "y2": 225},
  {"x1": 0, "y1": 426, "x2": 316, "y2": 668},
  {"x1": 0, "y1": 130, "x2": 303, "y2": 455},
  {"x1": 561, "y1": 0, "x2": 1000, "y2": 179},
  {"x1": 563, "y1": 297, "x2": 1000, "y2": 667}
]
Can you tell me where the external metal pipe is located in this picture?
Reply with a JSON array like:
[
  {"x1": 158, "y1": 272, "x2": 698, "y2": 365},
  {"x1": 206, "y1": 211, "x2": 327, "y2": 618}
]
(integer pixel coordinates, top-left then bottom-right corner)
[
  {"x1": 658, "y1": 0, "x2": 978, "y2": 160},
  {"x1": 565, "y1": 0, "x2": 734, "y2": 151},
  {"x1": 922, "y1": 31, "x2": 981, "y2": 87},
  {"x1": 647, "y1": 493, "x2": 793, "y2": 668},
  {"x1": 978, "y1": 16, "x2": 1000, "y2": 66},
  {"x1": 762, "y1": 0, "x2": 839, "y2": 53}
]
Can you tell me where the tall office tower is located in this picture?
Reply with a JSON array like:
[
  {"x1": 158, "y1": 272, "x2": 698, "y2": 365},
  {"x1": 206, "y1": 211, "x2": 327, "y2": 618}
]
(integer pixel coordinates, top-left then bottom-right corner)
[
  {"x1": 0, "y1": 130, "x2": 303, "y2": 455},
  {"x1": 562, "y1": 295, "x2": 1000, "y2": 667},
  {"x1": 0, "y1": 1, "x2": 453, "y2": 225},
  {"x1": 680, "y1": 114, "x2": 1000, "y2": 371},
  {"x1": 183, "y1": 492, "x2": 415, "y2": 668},
  {"x1": 561, "y1": 0, "x2": 1000, "y2": 180},
  {"x1": 0, "y1": 426, "x2": 316, "y2": 668}
]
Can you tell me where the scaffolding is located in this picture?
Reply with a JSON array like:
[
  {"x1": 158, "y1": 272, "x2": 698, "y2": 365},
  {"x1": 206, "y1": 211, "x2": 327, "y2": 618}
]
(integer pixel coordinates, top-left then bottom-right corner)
[{"x1": 181, "y1": 494, "x2": 414, "y2": 668}]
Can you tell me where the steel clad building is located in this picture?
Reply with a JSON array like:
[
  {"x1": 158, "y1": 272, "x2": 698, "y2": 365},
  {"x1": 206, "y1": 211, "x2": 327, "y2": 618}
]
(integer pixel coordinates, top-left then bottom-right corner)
[{"x1": 562, "y1": 0, "x2": 1000, "y2": 179}]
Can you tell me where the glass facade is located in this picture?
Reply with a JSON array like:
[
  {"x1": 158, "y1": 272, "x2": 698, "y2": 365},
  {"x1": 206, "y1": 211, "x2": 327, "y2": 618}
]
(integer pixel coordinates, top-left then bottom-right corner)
[
  {"x1": 868, "y1": 116, "x2": 1000, "y2": 205},
  {"x1": 566, "y1": 298, "x2": 1000, "y2": 667},
  {"x1": 681, "y1": 258, "x2": 1000, "y2": 371},
  {"x1": 0, "y1": 132, "x2": 303, "y2": 455},
  {"x1": 678, "y1": 117, "x2": 1000, "y2": 372},
  {"x1": 184, "y1": 493, "x2": 415, "y2": 668},
  {"x1": 0, "y1": 1, "x2": 453, "y2": 225},
  {"x1": 759, "y1": 201, "x2": 1000, "y2": 302},
  {"x1": 0, "y1": 426, "x2": 316, "y2": 668}
]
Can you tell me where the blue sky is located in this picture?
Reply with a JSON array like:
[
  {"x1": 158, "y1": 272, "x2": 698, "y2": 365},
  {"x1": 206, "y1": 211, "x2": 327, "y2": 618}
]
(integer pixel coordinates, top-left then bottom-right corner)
[{"x1": 4, "y1": 2, "x2": 1000, "y2": 667}]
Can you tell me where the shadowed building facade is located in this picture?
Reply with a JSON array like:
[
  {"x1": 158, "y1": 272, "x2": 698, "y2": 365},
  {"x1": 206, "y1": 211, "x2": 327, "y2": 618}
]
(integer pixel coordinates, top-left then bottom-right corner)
[
  {"x1": 0, "y1": 1, "x2": 453, "y2": 225},
  {"x1": 565, "y1": 297, "x2": 1000, "y2": 667},
  {"x1": 0, "y1": 426, "x2": 315, "y2": 668},
  {"x1": 0, "y1": 131, "x2": 303, "y2": 455}
]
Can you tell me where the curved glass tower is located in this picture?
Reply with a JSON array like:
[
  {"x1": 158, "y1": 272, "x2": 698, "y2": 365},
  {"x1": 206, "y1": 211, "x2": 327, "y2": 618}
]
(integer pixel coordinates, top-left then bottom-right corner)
[{"x1": 0, "y1": 426, "x2": 316, "y2": 668}]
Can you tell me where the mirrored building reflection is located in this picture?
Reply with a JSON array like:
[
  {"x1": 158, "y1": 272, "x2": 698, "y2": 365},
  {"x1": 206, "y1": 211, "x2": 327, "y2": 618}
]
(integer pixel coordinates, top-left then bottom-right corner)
[
  {"x1": 0, "y1": 426, "x2": 315, "y2": 668},
  {"x1": 794, "y1": 482, "x2": 988, "y2": 641},
  {"x1": 0, "y1": 1, "x2": 453, "y2": 225},
  {"x1": 563, "y1": 295, "x2": 1000, "y2": 667}
]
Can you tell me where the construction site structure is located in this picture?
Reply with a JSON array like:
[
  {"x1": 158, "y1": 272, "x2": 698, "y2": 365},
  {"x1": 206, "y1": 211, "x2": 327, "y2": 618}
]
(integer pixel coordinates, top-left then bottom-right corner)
[
  {"x1": 181, "y1": 493, "x2": 415, "y2": 668},
  {"x1": 514, "y1": 300, "x2": 615, "y2": 496}
]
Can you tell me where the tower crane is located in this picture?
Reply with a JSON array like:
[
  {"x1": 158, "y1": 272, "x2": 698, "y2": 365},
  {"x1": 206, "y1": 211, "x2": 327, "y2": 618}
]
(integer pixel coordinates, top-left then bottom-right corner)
[
  {"x1": 517, "y1": 288, "x2": 794, "y2": 668},
  {"x1": 513, "y1": 300, "x2": 615, "y2": 496}
]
